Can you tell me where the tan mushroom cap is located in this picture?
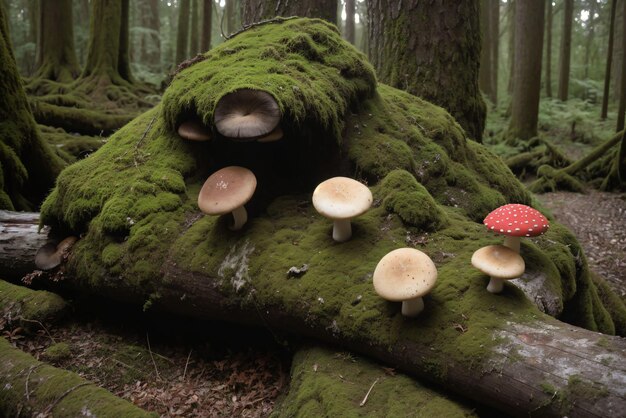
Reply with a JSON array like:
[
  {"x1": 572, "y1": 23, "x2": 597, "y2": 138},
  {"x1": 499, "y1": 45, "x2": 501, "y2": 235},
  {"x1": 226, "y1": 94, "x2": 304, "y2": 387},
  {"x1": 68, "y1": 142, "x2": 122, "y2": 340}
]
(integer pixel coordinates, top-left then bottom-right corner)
[
  {"x1": 35, "y1": 236, "x2": 78, "y2": 271},
  {"x1": 198, "y1": 166, "x2": 257, "y2": 215},
  {"x1": 471, "y1": 245, "x2": 525, "y2": 279},
  {"x1": 177, "y1": 119, "x2": 211, "y2": 141},
  {"x1": 373, "y1": 248, "x2": 438, "y2": 301},
  {"x1": 214, "y1": 89, "x2": 280, "y2": 138},
  {"x1": 312, "y1": 177, "x2": 373, "y2": 220}
]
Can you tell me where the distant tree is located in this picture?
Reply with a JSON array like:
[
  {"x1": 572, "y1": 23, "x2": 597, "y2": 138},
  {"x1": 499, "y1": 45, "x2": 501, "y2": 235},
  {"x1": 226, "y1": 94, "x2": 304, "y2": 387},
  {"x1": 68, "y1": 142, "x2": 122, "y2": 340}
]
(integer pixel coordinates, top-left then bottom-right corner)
[
  {"x1": 508, "y1": 0, "x2": 515, "y2": 94},
  {"x1": 200, "y1": 0, "x2": 212, "y2": 52},
  {"x1": 0, "y1": 2, "x2": 63, "y2": 210},
  {"x1": 545, "y1": 0, "x2": 553, "y2": 98},
  {"x1": 345, "y1": 0, "x2": 355, "y2": 44},
  {"x1": 367, "y1": 0, "x2": 486, "y2": 141},
  {"x1": 135, "y1": 0, "x2": 161, "y2": 71},
  {"x1": 35, "y1": 0, "x2": 80, "y2": 82},
  {"x1": 618, "y1": 0, "x2": 626, "y2": 131},
  {"x1": 602, "y1": 0, "x2": 618, "y2": 119},
  {"x1": 557, "y1": 0, "x2": 574, "y2": 101},
  {"x1": 225, "y1": 0, "x2": 238, "y2": 33},
  {"x1": 508, "y1": 0, "x2": 545, "y2": 140},
  {"x1": 242, "y1": 0, "x2": 338, "y2": 25},
  {"x1": 175, "y1": 0, "x2": 190, "y2": 63},
  {"x1": 583, "y1": 0, "x2": 598, "y2": 79},
  {"x1": 479, "y1": 0, "x2": 499, "y2": 105},
  {"x1": 190, "y1": 0, "x2": 199, "y2": 55}
]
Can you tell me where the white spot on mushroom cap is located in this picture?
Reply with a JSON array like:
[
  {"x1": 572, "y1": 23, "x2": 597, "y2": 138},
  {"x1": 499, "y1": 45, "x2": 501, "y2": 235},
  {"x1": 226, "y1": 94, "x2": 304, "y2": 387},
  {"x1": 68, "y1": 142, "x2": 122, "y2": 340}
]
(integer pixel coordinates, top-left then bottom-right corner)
[{"x1": 198, "y1": 166, "x2": 257, "y2": 215}]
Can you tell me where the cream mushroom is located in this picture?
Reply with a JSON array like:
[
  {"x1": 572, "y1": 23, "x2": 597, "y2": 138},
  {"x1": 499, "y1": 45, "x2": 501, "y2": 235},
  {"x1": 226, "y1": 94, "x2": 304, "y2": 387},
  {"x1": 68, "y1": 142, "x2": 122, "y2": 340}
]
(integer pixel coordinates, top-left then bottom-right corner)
[
  {"x1": 471, "y1": 245, "x2": 525, "y2": 293},
  {"x1": 214, "y1": 89, "x2": 281, "y2": 141},
  {"x1": 312, "y1": 177, "x2": 372, "y2": 242},
  {"x1": 373, "y1": 248, "x2": 438, "y2": 317},
  {"x1": 198, "y1": 166, "x2": 257, "y2": 231},
  {"x1": 35, "y1": 236, "x2": 78, "y2": 271},
  {"x1": 177, "y1": 119, "x2": 211, "y2": 141}
]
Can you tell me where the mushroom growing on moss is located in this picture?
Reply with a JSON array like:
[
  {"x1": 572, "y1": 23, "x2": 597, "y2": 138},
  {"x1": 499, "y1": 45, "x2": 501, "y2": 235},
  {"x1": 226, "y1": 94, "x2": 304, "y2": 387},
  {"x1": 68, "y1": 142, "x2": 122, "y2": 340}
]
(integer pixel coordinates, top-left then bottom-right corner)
[
  {"x1": 198, "y1": 166, "x2": 257, "y2": 230},
  {"x1": 312, "y1": 177, "x2": 373, "y2": 242},
  {"x1": 471, "y1": 245, "x2": 525, "y2": 293},
  {"x1": 483, "y1": 203, "x2": 549, "y2": 253},
  {"x1": 35, "y1": 236, "x2": 78, "y2": 270},
  {"x1": 373, "y1": 248, "x2": 438, "y2": 317}
]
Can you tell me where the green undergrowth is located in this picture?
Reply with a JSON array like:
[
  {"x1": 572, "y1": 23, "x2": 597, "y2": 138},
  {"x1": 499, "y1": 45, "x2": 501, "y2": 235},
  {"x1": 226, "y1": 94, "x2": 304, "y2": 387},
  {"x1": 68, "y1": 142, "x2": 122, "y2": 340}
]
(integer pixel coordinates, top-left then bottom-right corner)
[
  {"x1": 0, "y1": 337, "x2": 155, "y2": 417},
  {"x1": 40, "y1": 18, "x2": 626, "y2": 387},
  {"x1": 0, "y1": 279, "x2": 68, "y2": 329},
  {"x1": 272, "y1": 346, "x2": 477, "y2": 417}
]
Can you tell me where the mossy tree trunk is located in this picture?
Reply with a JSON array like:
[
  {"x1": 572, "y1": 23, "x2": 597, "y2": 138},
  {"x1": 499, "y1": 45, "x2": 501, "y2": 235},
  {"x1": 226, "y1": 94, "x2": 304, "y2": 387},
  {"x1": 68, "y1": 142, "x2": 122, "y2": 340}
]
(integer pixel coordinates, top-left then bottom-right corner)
[
  {"x1": 508, "y1": 0, "x2": 544, "y2": 141},
  {"x1": 0, "y1": 3, "x2": 63, "y2": 211},
  {"x1": 366, "y1": 0, "x2": 486, "y2": 142},
  {"x1": 557, "y1": 0, "x2": 573, "y2": 101},
  {"x1": 601, "y1": 0, "x2": 617, "y2": 120},
  {"x1": 175, "y1": 0, "x2": 190, "y2": 64},
  {"x1": 81, "y1": 0, "x2": 133, "y2": 85},
  {"x1": 190, "y1": 0, "x2": 199, "y2": 55},
  {"x1": 200, "y1": 0, "x2": 212, "y2": 52},
  {"x1": 34, "y1": 0, "x2": 80, "y2": 83},
  {"x1": 242, "y1": 0, "x2": 338, "y2": 25},
  {"x1": 344, "y1": 0, "x2": 355, "y2": 44},
  {"x1": 545, "y1": 0, "x2": 553, "y2": 98}
]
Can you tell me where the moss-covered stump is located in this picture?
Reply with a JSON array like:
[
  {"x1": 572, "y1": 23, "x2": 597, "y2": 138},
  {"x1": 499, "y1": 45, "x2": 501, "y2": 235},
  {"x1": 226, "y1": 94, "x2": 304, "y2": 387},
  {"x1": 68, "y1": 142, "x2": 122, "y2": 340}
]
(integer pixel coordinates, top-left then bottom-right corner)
[
  {"x1": 0, "y1": 337, "x2": 155, "y2": 417},
  {"x1": 0, "y1": 279, "x2": 68, "y2": 331},
  {"x1": 32, "y1": 18, "x2": 626, "y2": 416},
  {"x1": 273, "y1": 346, "x2": 477, "y2": 417}
]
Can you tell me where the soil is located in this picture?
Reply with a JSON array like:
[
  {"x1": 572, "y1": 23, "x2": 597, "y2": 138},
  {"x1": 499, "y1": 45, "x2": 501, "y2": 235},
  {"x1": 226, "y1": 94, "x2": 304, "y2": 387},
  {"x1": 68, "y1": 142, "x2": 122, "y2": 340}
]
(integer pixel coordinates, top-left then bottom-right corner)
[{"x1": 537, "y1": 190, "x2": 626, "y2": 298}]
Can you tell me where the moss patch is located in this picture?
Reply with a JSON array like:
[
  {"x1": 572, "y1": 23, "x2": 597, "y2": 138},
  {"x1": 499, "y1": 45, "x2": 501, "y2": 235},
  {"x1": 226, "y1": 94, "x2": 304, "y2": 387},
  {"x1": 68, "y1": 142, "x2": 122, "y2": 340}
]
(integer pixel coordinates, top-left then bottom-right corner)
[{"x1": 0, "y1": 279, "x2": 68, "y2": 329}]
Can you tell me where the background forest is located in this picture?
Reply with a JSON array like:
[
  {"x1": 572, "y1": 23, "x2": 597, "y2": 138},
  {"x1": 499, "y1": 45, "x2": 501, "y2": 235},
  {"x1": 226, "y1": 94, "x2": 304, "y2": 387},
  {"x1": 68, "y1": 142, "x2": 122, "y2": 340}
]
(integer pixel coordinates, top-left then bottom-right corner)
[{"x1": 1, "y1": 0, "x2": 625, "y2": 417}]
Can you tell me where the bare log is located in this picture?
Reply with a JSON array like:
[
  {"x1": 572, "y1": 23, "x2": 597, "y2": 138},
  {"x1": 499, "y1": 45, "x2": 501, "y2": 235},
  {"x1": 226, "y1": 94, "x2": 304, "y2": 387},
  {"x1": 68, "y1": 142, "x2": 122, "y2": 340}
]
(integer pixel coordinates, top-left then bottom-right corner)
[
  {"x1": 1, "y1": 213, "x2": 625, "y2": 417},
  {"x1": 0, "y1": 211, "x2": 48, "y2": 280}
]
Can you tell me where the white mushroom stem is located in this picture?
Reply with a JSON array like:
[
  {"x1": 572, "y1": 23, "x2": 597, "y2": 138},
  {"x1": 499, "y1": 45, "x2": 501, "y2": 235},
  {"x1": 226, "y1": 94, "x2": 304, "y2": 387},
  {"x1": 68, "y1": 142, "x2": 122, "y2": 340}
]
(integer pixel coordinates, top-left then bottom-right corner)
[
  {"x1": 503, "y1": 236, "x2": 521, "y2": 253},
  {"x1": 230, "y1": 206, "x2": 248, "y2": 231},
  {"x1": 487, "y1": 277, "x2": 505, "y2": 294},
  {"x1": 332, "y1": 219, "x2": 352, "y2": 242},
  {"x1": 401, "y1": 297, "x2": 424, "y2": 317}
]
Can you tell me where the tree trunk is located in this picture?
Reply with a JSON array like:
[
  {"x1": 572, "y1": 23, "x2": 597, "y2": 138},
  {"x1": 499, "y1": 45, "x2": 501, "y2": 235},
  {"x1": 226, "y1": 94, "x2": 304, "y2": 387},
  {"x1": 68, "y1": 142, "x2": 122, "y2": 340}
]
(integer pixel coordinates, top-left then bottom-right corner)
[
  {"x1": 34, "y1": 0, "x2": 80, "y2": 82},
  {"x1": 557, "y1": 0, "x2": 573, "y2": 101},
  {"x1": 612, "y1": 0, "x2": 624, "y2": 102},
  {"x1": 479, "y1": 0, "x2": 493, "y2": 103},
  {"x1": 602, "y1": 0, "x2": 618, "y2": 119},
  {"x1": 0, "y1": 3, "x2": 63, "y2": 211},
  {"x1": 200, "y1": 0, "x2": 212, "y2": 52},
  {"x1": 81, "y1": 0, "x2": 133, "y2": 84},
  {"x1": 1, "y1": 214, "x2": 625, "y2": 418},
  {"x1": 136, "y1": 0, "x2": 161, "y2": 71},
  {"x1": 616, "y1": 0, "x2": 626, "y2": 132},
  {"x1": 507, "y1": 0, "x2": 515, "y2": 94},
  {"x1": 344, "y1": 0, "x2": 355, "y2": 44},
  {"x1": 584, "y1": 0, "x2": 597, "y2": 80},
  {"x1": 488, "y1": 0, "x2": 499, "y2": 105},
  {"x1": 175, "y1": 0, "x2": 190, "y2": 64},
  {"x1": 367, "y1": 0, "x2": 486, "y2": 142},
  {"x1": 545, "y1": 0, "x2": 553, "y2": 98},
  {"x1": 190, "y1": 0, "x2": 199, "y2": 55},
  {"x1": 226, "y1": 0, "x2": 237, "y2": 34},
  {"x1": 242, "y1": 0, "x2": 338, "y2": 26},
  {"x1": 508, "y1": 0, "x2": 545, "y2": 141}
]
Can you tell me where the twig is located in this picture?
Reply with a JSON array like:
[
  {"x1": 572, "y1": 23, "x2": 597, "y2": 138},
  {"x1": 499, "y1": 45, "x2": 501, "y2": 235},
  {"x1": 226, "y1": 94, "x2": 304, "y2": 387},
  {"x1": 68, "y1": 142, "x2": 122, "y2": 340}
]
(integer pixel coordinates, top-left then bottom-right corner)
[
  {"x1": 25, "y1": 364, "x2": 43, "y2": 401},
  {"x1": 42, "y1": 382, "x2": 91, "y2": 414},
  {"x1": 19, "y1": 318, "x2": 56, "y2": 343},
  {"x1": 359, "y1": 378, "x2": 379, "y2": 407},
  {"x1": 183, "y1": 349, "x2": 192, "y2": 380},
  {"x1": 146, "y1": 332, "x2": 162, "y2": 381}
]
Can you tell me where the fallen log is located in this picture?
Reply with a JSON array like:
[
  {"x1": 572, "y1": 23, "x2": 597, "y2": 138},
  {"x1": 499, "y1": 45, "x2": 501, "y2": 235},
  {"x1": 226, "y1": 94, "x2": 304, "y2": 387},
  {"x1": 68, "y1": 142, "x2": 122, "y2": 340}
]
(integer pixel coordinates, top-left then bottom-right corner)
[
  {"x1": 1, "y1": 213, "x2": 625, "y2": 418},
  {"x1": 0, "y1": 211, "x2": 49, "y2": 280}
]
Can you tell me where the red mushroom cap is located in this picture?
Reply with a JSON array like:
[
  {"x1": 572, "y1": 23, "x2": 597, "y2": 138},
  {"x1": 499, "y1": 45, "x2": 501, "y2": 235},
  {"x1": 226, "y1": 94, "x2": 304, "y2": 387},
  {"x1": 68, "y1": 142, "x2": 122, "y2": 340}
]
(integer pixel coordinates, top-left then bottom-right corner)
[{"x1": 483, "y1": 204, "x2": 549, "y2": 237}]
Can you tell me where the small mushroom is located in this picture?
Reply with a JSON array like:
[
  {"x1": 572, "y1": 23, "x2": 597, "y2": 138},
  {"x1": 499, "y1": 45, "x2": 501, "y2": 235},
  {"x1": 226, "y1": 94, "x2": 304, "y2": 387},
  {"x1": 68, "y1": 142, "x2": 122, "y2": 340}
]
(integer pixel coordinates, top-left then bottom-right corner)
[
  {"x1": 34, "y1": 236, "x2": 78, "y2": 271},
  {"x1": 177, "y1": 119, "x2": 211, "y2": 141},
  {"x1": 198, "y1": 166, "x2": 257, "y2": 230},
  {"x1": 471, "y1": 244, "x2": 525, "y2": 293},
  {"x1": 312, "y1": 177, "x2": 373, "y2": 242},
  {"x1": 214, "y1": 89, "x2": 280, "y2": 140},
  {"x1": 373, "y1": 248, "x2": 438, "y2": 317},
  {"x1": 483, "y1": 203, "x2": 549, "y2": 253}
]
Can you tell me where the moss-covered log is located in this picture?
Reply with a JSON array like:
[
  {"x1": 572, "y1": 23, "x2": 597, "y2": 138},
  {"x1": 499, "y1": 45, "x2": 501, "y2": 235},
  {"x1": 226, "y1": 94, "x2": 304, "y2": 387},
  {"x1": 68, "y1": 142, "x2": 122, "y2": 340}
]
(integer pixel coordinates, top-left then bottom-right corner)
[
  {"x1": 0, "y1": 279, "x2": 68, "y2": 331},
  {"x1": 0, "y1": 337, "x2": 155, "y2": 417},
  {"x1": 600, "y1": 129, "x2": 626, "y2": 190},
  {"x1": 26, "y1": 18, "x2": 626, "y2": 416}
]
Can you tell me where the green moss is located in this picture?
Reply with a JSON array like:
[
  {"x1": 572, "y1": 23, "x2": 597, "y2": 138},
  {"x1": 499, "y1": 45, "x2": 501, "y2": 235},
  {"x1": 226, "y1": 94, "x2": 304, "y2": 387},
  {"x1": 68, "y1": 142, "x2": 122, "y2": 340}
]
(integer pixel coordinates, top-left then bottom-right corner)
[
  {"x1": 272, "y1": 346, "x2": 477, "y2": 417},
  {"x1": 44, "y1": 342, "x2": 72, "y2": 362},
  {"x1": 0, "y1": 279, "x2": 68, "y2": 327}
]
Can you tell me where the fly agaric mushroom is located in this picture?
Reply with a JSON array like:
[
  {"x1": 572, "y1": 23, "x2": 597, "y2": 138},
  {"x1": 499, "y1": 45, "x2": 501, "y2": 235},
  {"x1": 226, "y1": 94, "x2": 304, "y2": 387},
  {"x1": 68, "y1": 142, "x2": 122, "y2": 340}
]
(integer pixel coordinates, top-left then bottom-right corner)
[
  {"x1": 198, "y1": 166, "x2": 257, "y2": 231},
  {"x1": 214, "y1": 89, "x2": 281, "y2": 141},
  {"x1": 373, "y1": 248, "x2": 438, "y2": 317},
  {"x1": 471, "y1": 245, "x2": 525, "y2": 293},
  {"x1": 483, "y1": 203, "x2": 549, "y2": 253},
  {"x1": 312, "y1": 177, "x2": 373, "y2": 242},
  {"x1": 177, "y1": 119, "x2": 211, "y2": 141},
  {"x1": 35, "y1": 236, "x2": 78, "y2": 270}
]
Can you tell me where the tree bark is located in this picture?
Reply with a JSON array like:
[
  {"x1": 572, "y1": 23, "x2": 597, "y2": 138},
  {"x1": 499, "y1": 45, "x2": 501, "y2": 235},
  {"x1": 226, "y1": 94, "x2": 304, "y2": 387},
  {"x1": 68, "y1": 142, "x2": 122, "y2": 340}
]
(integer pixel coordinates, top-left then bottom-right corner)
[
  {"x1": 557, "y1": 0, "x2": 573, "y2": 101},
  {"x1": 226, "y1": 0, "x2": 237, "y2": 34},
  {"x1": 488, "y1": 0, "x2": 499, "y2": 105},
  {"x1": 200, "y1": 0, "x2": 212, "y2": 52},
  {"x1": 2, "y1": 213, "x2": 626, "y2": 418},
  {"x1": 583, "y1": 0, "x2": 597, "y2": 80},
  {"x1": 508, "y1": 0, "x2": 545, "y2": 141},
  {"x1": 545, "y1": 0, "x2": 553, "y2": 98},
  {"x1": 344, "y1": 0, "x2": 355, "y2": 44},
  {"x1": 479, "y1": 0, "x2": 494, "y2": 103},
  {"x1": 242, "y1": 0, "x2": 338, "y2": 26},
  {"x1": 613, "y1": 0, "x2": 624, "y2": 102},
  {"x1": 507, "y1": 0, "x2": 515, "y2": 94},
  {"x1": 175, "y1": 0, "x2": 190, "y2": 64},
  {"x1": 190, "y1": 0, "x2": 199, "y2": 55},
  {"x1": 367, "y1": 0, "x2": 486, "y2": 142},
  {"x1": 619, "y1": 0, "x2": 626, "y2": 132},
  {"x1": 602, "y1": 0, "x2": 618, "y2": 119},
  {"x1": 34, "y1": 0, "x2": 80, "y2": 83}
]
